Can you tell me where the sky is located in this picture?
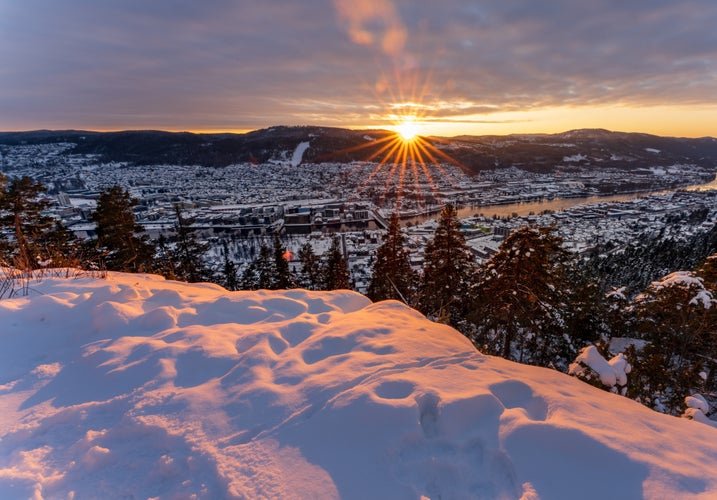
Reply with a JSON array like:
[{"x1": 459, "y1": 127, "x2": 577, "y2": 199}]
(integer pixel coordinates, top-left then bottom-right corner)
[{"x1": 1, "y1": 0, "x2": 716, "y2": 137}]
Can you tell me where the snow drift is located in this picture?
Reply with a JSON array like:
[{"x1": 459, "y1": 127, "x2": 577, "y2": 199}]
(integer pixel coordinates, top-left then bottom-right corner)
[{"x1": 1, "y1": 272, "x2": 716, "y2": 499}]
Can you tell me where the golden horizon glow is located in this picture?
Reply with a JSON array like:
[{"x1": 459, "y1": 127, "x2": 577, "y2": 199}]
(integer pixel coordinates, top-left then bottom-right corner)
[
  {"x1": 9, "y1": 91, "x2": 713, "y2": 140},
  {"x1": 6, "y1": 104, "x2": 713, "y2": 140},
  {"x1": 373, "y1": 104, "x2": 717, "y2": 139}
]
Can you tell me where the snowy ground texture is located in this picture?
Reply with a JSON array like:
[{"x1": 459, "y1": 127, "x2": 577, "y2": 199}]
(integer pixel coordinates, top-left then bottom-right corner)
[{"x1": 1, "y1": 272, "x2": 717, "y2": 499}]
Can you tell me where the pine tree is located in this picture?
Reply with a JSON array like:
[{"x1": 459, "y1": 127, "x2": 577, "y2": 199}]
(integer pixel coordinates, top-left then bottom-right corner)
[
  {"x1": 630, "y1": 270, "x2": 717, "y2": 414},
  {"x1": 583, "y1": 225, "x2": 717, "y2": 295},
  {"x1": 367, "y1": 212, "x2": 416, "y2": 304},
  {"x1": 469, "y1": 225, "x2": 579, "y2": 369},
  {"x1": 221, "y1": 241, "x2": 239, "y2": 291},
  {"x1": 563, "y1": 263, "x2": 609, "y2": 346},
  {"x1": 272, "y1": 233, "x2": 293, "y2": 289},
  {"x1": 0, "y1": 176, "x2": 55, "y2": 269},
  {"x1": 604, "y1": 286, "x2": 634, "y2": 340},
  {"x1": 240, "y1": 261, "x2": 259, "y2": 290},
  {"x1": 697, "y1": 253, "x2": 717, "y2": 293},
  {"x1": 91, "y1": 186, "x2": 156, "y2": 272},
  {"x1": 155, "y1": 234, "x2": 177, "y2": 280},
  {"x1": 255, "y1": 241, "x2": 274, "y2": 289},
  {"x1": 296, "y1": 241, "x2": 321, "y2": 290},
  {"x1": 38, "y1": 221, "x2": 87, "y2": 269},
  {"x1": 238, "y1": 240, "x2": 279, "y2": 290},
  {"x1": 419, "y1": 204, "x2": 474, "y2": 325},
  {"x1": 0, "y1": 173, "x2": 7, "y2": 261},
  {"x1": 171, "y1": 205, "x2": 209, "y2": 282},
  {"x1": 322, "y1": 234, "x2": 350, "y2": 290}
]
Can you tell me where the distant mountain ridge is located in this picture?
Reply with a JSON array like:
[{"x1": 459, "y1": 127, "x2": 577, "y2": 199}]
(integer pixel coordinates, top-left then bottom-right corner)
[{"x1": 1, "y1": 126, "x2": 716, "y2": 175}]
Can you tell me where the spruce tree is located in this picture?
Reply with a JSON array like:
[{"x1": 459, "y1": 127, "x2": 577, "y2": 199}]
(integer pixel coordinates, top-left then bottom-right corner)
[
  {"x1": 238, "y1": 240, "x2": 278, "y2": 290},
  {"x1": 469, "y1": 225, "x2": 580, "y2": 369},
  {"x1": 91, "y1": 186, "x2": 156, "y2": 272},
  {"x1": 697, "y1": 253, "x2": 717, "y2": 293},
  {"x1": 240, "y1": 261, "x2": 259, "y2": 290},
  {"x1": 272, "y1": 233, "x2": 293, "y2": 289},
  {"x1": 0, "y1": 176, "x2": 55, "y2": 269},
  {"x1": 255, "y1": 241, "x2": 274, "y2": 289},
  {"x1": 563, "y1": 263, "x2": 609, "y2": 346},
  {"x1": 419, "y1": 204, "x2": 474, "y2": 325},
  {"x1": 221, "y1": 241, "x2": 239, "y2": 291},
  {"x1": 629, "y1": 271, "x2": 717, "y2": 414},
  {"x1": 604, "y1": 286, "x2": 634, "y2": 340},
  {"x1": 296, "y1": 241, "x2": 321, "y2": 290},
  {"x1": 171, "y1": 205, "x2": 209, "y2": 282},
  {"x1": 38, "y1": 221, "x2": 87, "y2": 269},
  {"x1": 0, "y1": 173, "x2": 7, "y2": 261},
  {"x1": 155, "y1": 234, "x2": 177, "y2": 280},
  {"x1": 367, "y1": 212, "x2": 416, "y2": 304},
  {"x1": 322, "y1": 234, "x2": 350, "y2": 290}
]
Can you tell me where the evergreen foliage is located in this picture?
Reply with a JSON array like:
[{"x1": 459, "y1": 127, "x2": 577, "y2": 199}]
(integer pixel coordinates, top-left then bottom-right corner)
[
  {"x1": 91, "y1": 186, "x2": 156, "y2": 272},
  {"x1": 239, "y1": 237, "x2": 297, "y2": 290},
  {"x1": 366, "y1": 212, "x2": 417, "y2": 304},
  {"x1": 322, "y1": 235, "x2": 350, "y2": 290},
  {"x1": 272, "y1": 233, "x2": 293, "y2": 289},
  {"x1": 39, "y1": 221, "x2": 88, "y2": 269},
  {"x1": 170, "y1": 205, "x2": 210, "y2": 282},
  {"x1": 239, "y1": 261, "x2": 260, "y2": 290},
  {"x1": 0, "y1": 176, "x2": 55, "y2": 269},
  {"x1": 296, "y1": 242, "x2": 322, "y2": 290},
  {"x1": 255, "y1": 242, "x2": 274, "y2": 289},
  {"x1": 469, "y1": 225, "x2": 595, "y2": 370},
  {"x1": 221, "y1": 241, "x2": 239, "y2": 291},
  {"x1": 155, "y1": 234, "x2": 177, "y2": 280},
  {"x1": 697, "y1": 253, "x2": 717, "y2": 292},
  {"x1": 604, "y1": 286, "x2": 633, "y2": 339},
  {"x1": 562, "y1": 264, "x2": 610, "y2": 346},
  {"x1": 419, "y1": 204, "x2": 475, "y2": 326},
  {"x1": 584, "y1": 225, "x2": 717, "y2": 295},
  {"x1": 628, "y1": 271, "x2": 717, "y2": 414},
  {"x1": 1, "y1": 171, "x2": 715, "y2": 422}
]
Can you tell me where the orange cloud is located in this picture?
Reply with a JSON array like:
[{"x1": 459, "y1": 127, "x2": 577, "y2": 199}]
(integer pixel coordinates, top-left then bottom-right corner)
[{"x1": 332, "y1": 0, "x2": 407, "y2": 56}]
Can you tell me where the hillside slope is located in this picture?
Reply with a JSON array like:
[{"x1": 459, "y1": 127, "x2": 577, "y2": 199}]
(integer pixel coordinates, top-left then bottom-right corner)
[
  {"x1": 1, "y1": 271, "x2": 716, "y2": 499},
  {"x1": 2, "y1": 127, "x2": 716, "y2": 174}
]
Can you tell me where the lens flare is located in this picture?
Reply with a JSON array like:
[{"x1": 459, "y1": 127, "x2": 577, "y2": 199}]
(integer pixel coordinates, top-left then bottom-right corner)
[
  {"x1": 316, "y1": 68, "x2": 465, "y2": 216},
  {"x1": 320, "y1": 120, "x2": 464, "y2": 217},
  {"x1": 395, "y1": 119, "x2": 419, "y2": 141}
]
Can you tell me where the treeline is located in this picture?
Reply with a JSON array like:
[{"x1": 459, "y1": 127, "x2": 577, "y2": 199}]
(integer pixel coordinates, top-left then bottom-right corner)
[
  {"x1": 367, "y1": 205, "x2": 716, "y2": 420},
  {"x1": 1, "y1": 174, "x2": 716, "y2": 420},
  {"x1": 0, "y1": 175, "x2": 88, "y2": 271},
  {"x1": 0, "y1": 175, "x2": 352, "y2": 290}
]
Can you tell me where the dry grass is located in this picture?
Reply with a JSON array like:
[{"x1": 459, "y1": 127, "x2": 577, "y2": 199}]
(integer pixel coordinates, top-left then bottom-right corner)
[{"x1": 0, "y1": 266, "x2": 107, "y2": 299}]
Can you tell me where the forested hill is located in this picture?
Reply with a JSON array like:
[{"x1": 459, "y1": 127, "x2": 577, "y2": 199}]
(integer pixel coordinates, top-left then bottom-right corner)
[{"x1": 1, "y1": 127, "x2": 717, "y2": 175}]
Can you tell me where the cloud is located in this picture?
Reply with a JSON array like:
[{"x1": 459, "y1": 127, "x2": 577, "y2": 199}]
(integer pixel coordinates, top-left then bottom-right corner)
[
  {"x1": 332, "y1": 0, "x2": 407, "y2": 56},
  {"x1": 0, "y1": 0, "x2": 715, "y2": 133},
  {"x1": 399, "y1": 0, "x2": 717, "y2": 109}
]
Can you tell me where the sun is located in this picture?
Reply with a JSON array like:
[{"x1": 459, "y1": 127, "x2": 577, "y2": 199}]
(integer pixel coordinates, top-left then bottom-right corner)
[
  {"x1": 320, "y1": 82, "x2": 466, "y2": 213},
  {"x1": 395, "y1": 119, "x2": 420, "y2": 142}
]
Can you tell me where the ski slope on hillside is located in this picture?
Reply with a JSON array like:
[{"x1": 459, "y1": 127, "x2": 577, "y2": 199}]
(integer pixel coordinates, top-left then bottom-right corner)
[{"x1": 1, "y1": 271, "x2": 716, "y2": 499}]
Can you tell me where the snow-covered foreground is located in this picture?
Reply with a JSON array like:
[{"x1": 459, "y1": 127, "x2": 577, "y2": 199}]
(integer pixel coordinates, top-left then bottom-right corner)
[{"x1": 1, "y1": 272, "x2": 716, "y2": 499}]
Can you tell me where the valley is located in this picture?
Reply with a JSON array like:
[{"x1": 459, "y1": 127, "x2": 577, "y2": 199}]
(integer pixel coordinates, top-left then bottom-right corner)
[{"x1": 1, "y1": 128, "x2": 716, "y2": 292}]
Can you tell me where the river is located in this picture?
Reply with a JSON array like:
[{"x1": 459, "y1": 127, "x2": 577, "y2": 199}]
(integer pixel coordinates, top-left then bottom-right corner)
[{"x1": 404, "y1": 175, "x2": 717, "y2": 224}]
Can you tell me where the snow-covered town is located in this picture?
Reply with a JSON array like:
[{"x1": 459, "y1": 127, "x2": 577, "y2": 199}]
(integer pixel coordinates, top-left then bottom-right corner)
[{"x1": 1, "y1": 139, "x2": 716, "y2": 292}]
